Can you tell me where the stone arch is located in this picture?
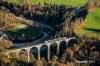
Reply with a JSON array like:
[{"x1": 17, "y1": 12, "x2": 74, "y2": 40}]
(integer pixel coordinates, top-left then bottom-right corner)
[
  {"x1": 29, "y1": 47, "x2": 38, "y2": 60},
  {"x1": 50, "y1": 42, "x2": 58, "y2": 59},
  {"x1": 59, "y1": 40, "x2": 67, "y2": 57},
  {"x1": 67, "y1": 38, "x2": 77, "y2": 47},
  {"x1": 18, "y1": 49, "x2": 28, "y2": 62},
  {"x1": 40, "y1": 45, "x2": 48, "y2": 60}
]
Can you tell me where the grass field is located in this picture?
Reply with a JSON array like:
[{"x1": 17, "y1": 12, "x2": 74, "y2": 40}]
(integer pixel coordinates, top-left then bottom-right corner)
[
  {"x1": 77, "y1": 8, "x2": 100, "y2": 37},
  {"x1": 4, "y1": 0, "x2": 88, "y2": 7}
]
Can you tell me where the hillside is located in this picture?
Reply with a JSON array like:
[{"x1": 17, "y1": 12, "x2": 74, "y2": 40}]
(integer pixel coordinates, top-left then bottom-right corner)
[
  {"x1": 0, "y1": 10, "x2": 21, "y2": 29},
  {"x1": 0, "y1": 8, "x2": 42, "y2": 38},
  {"x1": 4, "y1": 0, "x2": 88, "y2": 7},
  {"x1": 77, "y1": 8, "x2": 100, "y2": 37}
]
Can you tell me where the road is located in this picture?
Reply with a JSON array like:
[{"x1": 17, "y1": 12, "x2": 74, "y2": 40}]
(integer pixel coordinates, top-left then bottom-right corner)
[
  {"x1": 14, "y1": 32, "x2": 49, "y2": 47},
  {"x1": 13, "y1": 17, "x2": 54, "y2": 48},
  {"x1": 16, "y1": 17, "x2": 54, "y2": 31}
]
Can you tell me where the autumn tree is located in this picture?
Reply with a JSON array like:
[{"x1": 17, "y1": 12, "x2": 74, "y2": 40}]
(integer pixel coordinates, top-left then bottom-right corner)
[
  {"x1": 21, "y1": 0, "x2": 28, "y2": 5},
  {"x1": 94, "y1": 0, "x2": 100, "y2": 7},
  {"x1": 0, "y1": 39, "x2": 13, "y2": 51},
  {"x1": 62, "y1": 10, "x2": 75, "y2": 36},
  {"x1": 0, "y1": 55, "x2": 11, "y2": 66},
  {"x1": 86, "y1": 0, "x2": 95, "y2": 12}
]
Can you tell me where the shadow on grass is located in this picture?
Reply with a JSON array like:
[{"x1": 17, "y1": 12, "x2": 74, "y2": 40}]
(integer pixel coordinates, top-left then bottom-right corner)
[{"x1": 83, "y1": 27, "x2": 100, "y2": 33}]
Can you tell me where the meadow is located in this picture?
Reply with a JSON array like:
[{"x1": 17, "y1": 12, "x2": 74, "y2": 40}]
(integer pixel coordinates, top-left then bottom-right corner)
[
  {"x1": 77, "y1": 8, "x2": 100, "y2": 37},
  {"x1": 4, "y1": 0, "x2": 88, "y2": 7}
]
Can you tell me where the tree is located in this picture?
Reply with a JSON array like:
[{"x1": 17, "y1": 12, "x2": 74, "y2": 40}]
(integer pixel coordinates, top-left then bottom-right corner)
[
  {"x1": 86, "y1": 0, "x2": 95, "y2": 12},
  {"x1": 94, "y1": 0, "x2": 100, "y2": 7},
  {"x1": 0, "y1": 39, "x2": 13, "y2": 51},
  {"x1": 62, "y1": 10, "x2": 75, "y2": 36},
  {"x1": 50, "y1": 55, "x2": 59, "y2": 66},
  {"x1": 21, "y1": 0, "x2": 28, "y2": 5},
  {"x1": 0, "y1": 55, "x2": 11, "y2": 66},
  {"x1": 60, "y1": 54, "x2": 67, "y2": 63}
]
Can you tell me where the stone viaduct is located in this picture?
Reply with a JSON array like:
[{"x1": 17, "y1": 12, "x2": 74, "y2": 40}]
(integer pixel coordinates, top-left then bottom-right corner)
[{"x1": 5, "y1": 37, "x2": 77, "y2": 63}]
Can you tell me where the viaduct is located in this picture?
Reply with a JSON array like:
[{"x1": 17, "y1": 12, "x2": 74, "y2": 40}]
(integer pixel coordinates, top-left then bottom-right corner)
[{"x1": 5, "y1": 37, "x2": 77, "y2": 62}]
